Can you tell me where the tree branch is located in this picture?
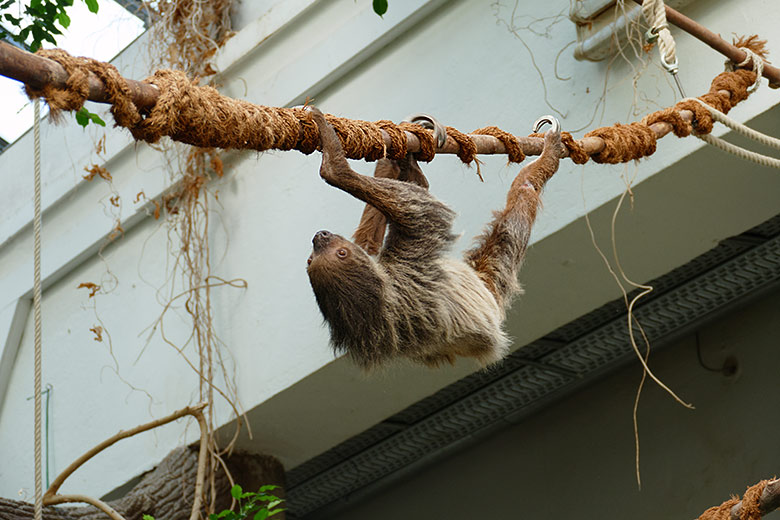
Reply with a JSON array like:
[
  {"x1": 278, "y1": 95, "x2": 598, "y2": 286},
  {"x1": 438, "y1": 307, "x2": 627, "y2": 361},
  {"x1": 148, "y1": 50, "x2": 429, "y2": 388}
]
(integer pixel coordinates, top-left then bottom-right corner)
[
  {"x1": 1, "y1": 446, "x2": 285, "y2": 520},
  {"x1": 43, "y1": 403, "x2": 208, "y2": 520}
]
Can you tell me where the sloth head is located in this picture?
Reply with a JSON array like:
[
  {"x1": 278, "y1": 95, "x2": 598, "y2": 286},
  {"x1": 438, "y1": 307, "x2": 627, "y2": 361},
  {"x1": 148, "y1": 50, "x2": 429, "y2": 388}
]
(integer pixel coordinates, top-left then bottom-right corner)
[{"x1": 306, "y1": 229, "x2": 385, "y2": 338}]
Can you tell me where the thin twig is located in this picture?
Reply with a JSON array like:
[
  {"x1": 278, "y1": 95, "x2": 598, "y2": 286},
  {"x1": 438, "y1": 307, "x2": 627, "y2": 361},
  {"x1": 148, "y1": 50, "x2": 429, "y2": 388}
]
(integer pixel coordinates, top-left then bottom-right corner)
[{"x1": 45, "y1": 494, "x2": 124, "y2": 520}]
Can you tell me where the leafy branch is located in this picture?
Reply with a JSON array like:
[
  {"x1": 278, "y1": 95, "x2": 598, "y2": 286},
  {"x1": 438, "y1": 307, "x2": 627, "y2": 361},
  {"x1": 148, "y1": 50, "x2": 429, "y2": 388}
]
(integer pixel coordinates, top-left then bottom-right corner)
[
  {"x1": 1, "y1": 0, "x2": 104, "y2": 127},
  {"x1": 0, "y1": 0, "x2": 98, "y2": 52}
]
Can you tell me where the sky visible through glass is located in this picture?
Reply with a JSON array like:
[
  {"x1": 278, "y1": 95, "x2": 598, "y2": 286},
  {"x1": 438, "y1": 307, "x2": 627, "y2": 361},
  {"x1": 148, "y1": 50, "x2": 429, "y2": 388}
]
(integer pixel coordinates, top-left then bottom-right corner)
[{"x1": 0, "y1": 0, "x2": 146, "y2": 143}]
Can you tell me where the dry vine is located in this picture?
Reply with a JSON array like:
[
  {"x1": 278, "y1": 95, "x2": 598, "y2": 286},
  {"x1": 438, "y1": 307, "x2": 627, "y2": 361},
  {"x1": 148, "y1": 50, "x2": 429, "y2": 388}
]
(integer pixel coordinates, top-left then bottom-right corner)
[{"x1": 140, "y1": 0, "x2": 247, "y2": 513}]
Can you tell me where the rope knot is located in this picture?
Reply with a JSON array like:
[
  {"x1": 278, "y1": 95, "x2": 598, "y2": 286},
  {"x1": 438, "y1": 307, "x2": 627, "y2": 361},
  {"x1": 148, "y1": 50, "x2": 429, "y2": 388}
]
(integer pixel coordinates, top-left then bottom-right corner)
[
  {"x1": 472, "y1": 126, "x2": 525, "y2": 163},
  {"x1": 25, "y1": 49, "x2": 91, "y2": 121},
  {"x1": 584, "y1": 122, "x2": 657, "y2": 163}
]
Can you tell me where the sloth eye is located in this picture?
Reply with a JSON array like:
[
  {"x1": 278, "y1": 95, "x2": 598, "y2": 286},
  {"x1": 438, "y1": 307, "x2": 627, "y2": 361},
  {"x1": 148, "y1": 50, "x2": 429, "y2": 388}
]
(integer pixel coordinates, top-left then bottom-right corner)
[
  {"x1": 307, "y1": 256, "x2": 313, "y2": 265},
  {"x1": 336, "y1": 248, "x2": 348, "y2": 258}
]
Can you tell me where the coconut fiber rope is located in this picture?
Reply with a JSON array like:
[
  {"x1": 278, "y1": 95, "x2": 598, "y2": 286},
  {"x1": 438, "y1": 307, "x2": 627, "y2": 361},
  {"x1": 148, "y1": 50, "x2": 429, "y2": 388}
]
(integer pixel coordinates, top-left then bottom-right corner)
[
  {"x1": 697, "y1": 480, "x2": 769, "y2": 520},
  {"x1": 23, "y1": 45, "x2": 764, "y2": 167}
]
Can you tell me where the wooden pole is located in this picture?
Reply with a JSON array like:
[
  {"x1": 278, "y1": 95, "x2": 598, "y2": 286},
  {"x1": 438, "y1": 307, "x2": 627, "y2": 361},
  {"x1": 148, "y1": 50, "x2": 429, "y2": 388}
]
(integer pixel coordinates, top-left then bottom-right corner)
[
  {"x1": 0, "y1": 40, "x2": 756, "y2": 162},
  {"x1": 730, "y1": 479, "x2": 780, "y2": 520},
  {"x1": 0, "y1": 41, "x2": 160, "y2": 110}
]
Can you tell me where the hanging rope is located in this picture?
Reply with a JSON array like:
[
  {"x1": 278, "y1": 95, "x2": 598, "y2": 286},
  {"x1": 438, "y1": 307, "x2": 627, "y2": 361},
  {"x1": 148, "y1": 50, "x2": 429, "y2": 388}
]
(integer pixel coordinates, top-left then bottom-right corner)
[
  {"x1": 684, "y1": 98, "x2": 780, "y2": 150},
  {"x1": 641, "y1": 0, "x2": 676, "y2": 67},
  {"x1": 32, "y1": 98, "x2": 44, "y2": 520},
  {"x1": 695, "y1": 133, "x2": 780, "y2": 168},
  {"x1": 641, "y1": 0, "x2": 686, "y2": 96}
]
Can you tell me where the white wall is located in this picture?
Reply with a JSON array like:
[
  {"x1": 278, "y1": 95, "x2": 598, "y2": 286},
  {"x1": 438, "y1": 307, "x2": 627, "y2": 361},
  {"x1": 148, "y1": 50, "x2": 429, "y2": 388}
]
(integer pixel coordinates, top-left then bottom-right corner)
[{"x1": 1, "y1": 0, "x2": 779, "y2": 502}]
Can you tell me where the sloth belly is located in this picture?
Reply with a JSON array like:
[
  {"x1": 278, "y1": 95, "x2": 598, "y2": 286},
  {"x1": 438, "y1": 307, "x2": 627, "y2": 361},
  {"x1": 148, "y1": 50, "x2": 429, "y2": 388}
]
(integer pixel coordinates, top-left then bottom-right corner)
[{"x1": 397, "y1": 259, "x2": 510, "y2": 367}]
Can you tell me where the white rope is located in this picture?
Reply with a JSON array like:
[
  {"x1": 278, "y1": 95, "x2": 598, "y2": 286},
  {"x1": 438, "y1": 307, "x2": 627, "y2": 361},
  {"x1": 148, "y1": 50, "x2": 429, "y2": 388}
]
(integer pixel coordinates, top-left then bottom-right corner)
[
  {"x1": 682, "y1": 97, "x2": 780, "y2": 169},
  {"x1": 696, "y1": 133, "x2": 780, "y2": 169},
  {"x1": 641, "y1": 0, "x2": 676, "y2": 69},
  {"x1": 33, "y1": 99, "x2": 44, "y2": 520},
  {"x1": 685, "y1": 97, "x2": 780, "y2": 151},
  {"x1": 725, "y1": 47, "x2": 765, "y2": 93}
]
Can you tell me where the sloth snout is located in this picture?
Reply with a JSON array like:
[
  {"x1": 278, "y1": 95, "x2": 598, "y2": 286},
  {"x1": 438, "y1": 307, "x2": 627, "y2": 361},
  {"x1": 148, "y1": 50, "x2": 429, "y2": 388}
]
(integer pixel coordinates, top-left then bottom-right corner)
[{"x1": 312, "y1": 230, "x2": 333, "y2": 251}]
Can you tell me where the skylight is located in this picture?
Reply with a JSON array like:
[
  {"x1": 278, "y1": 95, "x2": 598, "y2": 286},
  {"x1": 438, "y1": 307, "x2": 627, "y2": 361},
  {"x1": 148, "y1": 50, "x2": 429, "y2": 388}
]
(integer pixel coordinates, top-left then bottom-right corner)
[{"x1": 0, "y1": 0, "x2": 146, "y2": 144}]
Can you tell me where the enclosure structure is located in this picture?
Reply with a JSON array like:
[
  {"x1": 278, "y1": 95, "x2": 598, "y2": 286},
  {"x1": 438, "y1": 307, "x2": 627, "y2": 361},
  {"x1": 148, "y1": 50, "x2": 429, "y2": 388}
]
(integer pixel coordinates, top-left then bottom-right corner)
[{"x1": 0, "y1": 0, "x2": 779, "y2": 518}]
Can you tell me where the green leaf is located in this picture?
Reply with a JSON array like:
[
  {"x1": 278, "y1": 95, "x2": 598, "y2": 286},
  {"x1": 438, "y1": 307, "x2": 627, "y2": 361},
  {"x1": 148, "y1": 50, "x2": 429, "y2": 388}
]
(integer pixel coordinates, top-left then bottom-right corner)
[
  {"x1": 142, "y1": 515, "x2": 155, "y2": 520},
  {"x1": 57, "y1": 11, "x2": 70, "y2": 28},
  {"x1": 266, "y1": 500, "x2": 282, "y2": 509},
  {"x1": 253, "y1": 510, "x2": 269, "y2": 520},
  {"x1": 89, "y1": 111, "x2": 106, "y2": 126},
  {"x1": 30, "y1": 0, "x2": 42, "y2": 10},
  {"x1": 75, "y1": 108, "x2": 90, "y2": 127},
  {"x1": 257, "y1": 485, "x2": 278, "y2": 493},
  {"x1": 372, "y1": 0, "x2": 388, "y2": 16},
  {"x1": 267, "y1": 509, "x2": 285, "y2": 517},
  {"x1": 230, "y1": 484, "x2": 243, "y2": 500},
  {"x1": 84, "y1": 0, "x2": 99, "y2": 13}
]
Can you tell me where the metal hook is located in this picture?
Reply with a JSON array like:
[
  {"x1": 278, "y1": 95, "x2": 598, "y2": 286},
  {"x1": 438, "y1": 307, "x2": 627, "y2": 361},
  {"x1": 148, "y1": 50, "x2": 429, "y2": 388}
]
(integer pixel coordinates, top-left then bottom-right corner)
[
  {"x1": 644, "y1": 23, "x2": 668, "y2": 45},
  {"x1": 660, "y1": 54, "x2": 686, "y2": 98},
  {"x1": 402, "y1": 113, "x2": 447, "y2": 148},
  {"x1": 532, "y1": 115, "x2": 560, "y2": 134}
]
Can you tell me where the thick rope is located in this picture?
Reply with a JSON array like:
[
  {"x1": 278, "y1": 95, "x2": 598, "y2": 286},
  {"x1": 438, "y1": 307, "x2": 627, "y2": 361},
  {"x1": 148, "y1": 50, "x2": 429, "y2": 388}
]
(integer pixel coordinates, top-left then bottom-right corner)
[
  {"x1": 696, "y1": 133, "x2": 780, "y2": 169},
  {"x1": 643, "y1": 69, "x2": 757, "y2": 137},
  {"x1": 726, "y1": 47, "x2": 765, "y2": 93},
  {"x1": 641, "y1": 0, "x2": 676, "y2": 68},
  {"x1": 668, "y1": 42, "x2": 780, "y2": 169},
  {"x1": 697, "y1": 480, "x2": 768, "y2": 520},
  {"x1": 22, "y1": 46, "x2": 763, "y2": 167},
  {"x1": 686, "y1": 97, "x2": 780, "y2": 150},
  {"x1": 32, "y1": 99, "x2": 43, "y2": 520}
]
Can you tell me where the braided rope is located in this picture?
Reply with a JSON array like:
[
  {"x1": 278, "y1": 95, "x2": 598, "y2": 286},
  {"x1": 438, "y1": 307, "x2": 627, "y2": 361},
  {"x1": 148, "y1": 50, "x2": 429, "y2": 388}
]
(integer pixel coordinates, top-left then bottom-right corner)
[
  {"x1": 685, "y1": 97, "x2": 780, "y2": 150},
  {"x1": 726, "y1": 47, "x2": 765, "y2": 92},
  {"x1": 32, "y1": 99, "x2": 43, "y2": 520},
  {"x1": 696, "y1": 133, "x2": 780, "y2": 169},
  {"x1": 641, "y1": 0, "x2": 676, "y2": 68}
]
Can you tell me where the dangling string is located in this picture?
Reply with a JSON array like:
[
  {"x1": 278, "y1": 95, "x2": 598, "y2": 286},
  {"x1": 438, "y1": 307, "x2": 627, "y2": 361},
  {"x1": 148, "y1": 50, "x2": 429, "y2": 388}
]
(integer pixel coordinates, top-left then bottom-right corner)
[{"x1": 33, "y1": 98, "x2": 44, "y2": 520}]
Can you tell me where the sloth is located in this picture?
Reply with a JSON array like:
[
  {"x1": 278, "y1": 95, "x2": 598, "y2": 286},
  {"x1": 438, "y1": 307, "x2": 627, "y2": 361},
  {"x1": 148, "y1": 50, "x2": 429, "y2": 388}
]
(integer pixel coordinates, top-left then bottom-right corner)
[{"x1": 305, "y1": 106, "x2": 563, "y2": 370}]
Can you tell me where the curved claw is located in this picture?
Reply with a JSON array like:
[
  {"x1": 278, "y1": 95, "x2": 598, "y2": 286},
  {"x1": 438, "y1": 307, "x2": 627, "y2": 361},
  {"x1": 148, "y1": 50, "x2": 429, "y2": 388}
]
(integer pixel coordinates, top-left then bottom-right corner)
[
  {"x1": 532, "y1": 115, "x2": 560, "y2": 135},
  {"x1": 402, "y1": 112, "x2": 447, "y2": 148}
]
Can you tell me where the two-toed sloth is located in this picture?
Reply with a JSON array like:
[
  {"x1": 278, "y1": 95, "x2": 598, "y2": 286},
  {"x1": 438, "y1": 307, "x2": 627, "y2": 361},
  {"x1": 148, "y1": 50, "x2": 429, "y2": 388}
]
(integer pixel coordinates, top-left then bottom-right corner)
[{"x1": 305, "y1": 107, "x2": 564, "y2": 370}]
